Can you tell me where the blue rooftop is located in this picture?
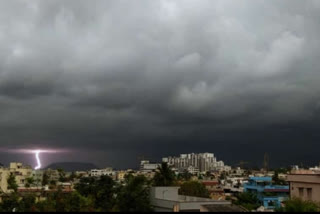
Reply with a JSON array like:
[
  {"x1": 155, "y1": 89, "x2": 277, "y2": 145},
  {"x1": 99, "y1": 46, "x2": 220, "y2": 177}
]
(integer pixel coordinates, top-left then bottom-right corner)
[
  {"x1": 248, "y1": 176, "x2": 272, "y2": 182},
  {"x1": 244, "y1": 176, "x2": 289, "y2": 210}
]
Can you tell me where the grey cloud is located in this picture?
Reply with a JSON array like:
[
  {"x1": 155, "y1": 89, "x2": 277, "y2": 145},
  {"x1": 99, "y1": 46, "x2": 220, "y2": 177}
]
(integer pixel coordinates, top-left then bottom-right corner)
[{"x1": 0, "y1": 0, "x2": 320, "y2": 168}]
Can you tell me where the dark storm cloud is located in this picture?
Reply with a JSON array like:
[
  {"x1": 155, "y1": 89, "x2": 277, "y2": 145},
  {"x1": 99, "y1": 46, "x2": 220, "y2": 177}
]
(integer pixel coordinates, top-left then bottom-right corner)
[{"x1": 1, "y1": 0, "x2": 320, "y2": 168}]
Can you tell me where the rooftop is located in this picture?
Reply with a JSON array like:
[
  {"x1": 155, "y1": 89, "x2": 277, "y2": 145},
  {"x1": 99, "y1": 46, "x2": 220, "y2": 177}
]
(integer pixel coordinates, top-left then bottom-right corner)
[
  {"x1": 201, "y1": 204, "x2": 247, "y2": 212},
  {"x1": 248, "y1": 176, "x2": 272, "y2": 182}
]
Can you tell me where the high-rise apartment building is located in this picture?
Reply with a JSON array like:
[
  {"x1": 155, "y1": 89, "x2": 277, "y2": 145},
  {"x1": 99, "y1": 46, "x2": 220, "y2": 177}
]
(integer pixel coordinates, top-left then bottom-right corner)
[{"x1": 162, "y1": 153, "x2": 230, "y2": 173}]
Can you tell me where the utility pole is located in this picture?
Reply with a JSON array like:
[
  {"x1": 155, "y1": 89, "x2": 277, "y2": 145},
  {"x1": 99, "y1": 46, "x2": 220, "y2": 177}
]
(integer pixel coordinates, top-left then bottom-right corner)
[{"x1": 264, "y1": 153, "x2": 269, "y2": 173}]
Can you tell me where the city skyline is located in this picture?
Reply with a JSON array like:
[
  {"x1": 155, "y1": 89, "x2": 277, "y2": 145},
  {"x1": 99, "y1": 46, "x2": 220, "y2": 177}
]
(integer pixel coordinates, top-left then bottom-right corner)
[{"x1": 1, "y1": 0, "x2": 320, "y2": 169}]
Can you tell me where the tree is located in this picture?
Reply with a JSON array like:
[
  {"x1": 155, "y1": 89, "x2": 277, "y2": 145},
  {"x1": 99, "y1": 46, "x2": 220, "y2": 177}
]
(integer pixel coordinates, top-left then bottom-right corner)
[
  {"x1": 94, "y1": 175, "x2": 116, "y2": 211},
  {"x1": 25, "y1": 177, "x2": 35, "y2": 188},
  {"x1": 178, "y1": 170, "x2": 192, "y2": 181},
  {"x1": 57, "y1": 168, "x2": 67, "y2": 182},
  {"x1": 0, "y1": 194, "x2": 37, "y2": 212},
  {"x1": 153, "y1": 162, "x2": 176, "y2": 186},
  {"x1": 179, "y1": 181, "x2": 209, "y2": 198},
  {"x1": 7, "y1": 173, "x2": 18, "y2": 192},
  {"x1": 273, "y1": 170, "x2": 288, "y2": 185},
  {"x1": 49, "y1": 180, "x2": 57, "y2": 189},
  {"x1": 75, "y1": 175, "x2": 116, "y2": 211},
  {"x1": 48, "y1": 187, "x2": 95, "y2": 212},
  {"x1": 234, "y1": 192, "x2": 260, "y2": 211},
  {"x1": 42, "y1": 171, "x2": 49, "y2": 186},
  {"x1": 116, "y1": 175, "x2": 153, "y2": 212},
  {"x1": 75, "y1": 176, "x2": 96, "y2": 197},
  {"x1": 276, "y1": 198, "x2": 320, "y2": 212},
  {"x1": 66, "y1": 192, "x2": 95, "y2": 212},
  {"x1": 219, "y1": 172, "x2": 226, "y2": 181},
  {"x1": 0, "y1": 193, "x2": 20, "y2": 212},
  {"x1": 18, "y1": 194, "x2": 37, "y2": 212},
  {"x1": 67, "y1": 172, "x2": 77, "y2": 182},
  {"x1": 35, "y1": 194, "x2": 57, "y2": 212}
]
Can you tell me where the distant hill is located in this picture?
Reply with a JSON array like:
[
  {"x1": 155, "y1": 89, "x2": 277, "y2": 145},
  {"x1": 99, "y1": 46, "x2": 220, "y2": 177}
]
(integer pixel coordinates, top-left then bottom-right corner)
[{"x1": 45, "y1": 162, "x2": 98, "y2": 172}]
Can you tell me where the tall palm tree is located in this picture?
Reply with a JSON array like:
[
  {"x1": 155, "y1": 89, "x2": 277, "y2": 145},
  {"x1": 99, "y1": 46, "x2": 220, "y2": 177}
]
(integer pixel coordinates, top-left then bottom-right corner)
[{"x1": 153, "y1": 162, "x2": 176, "y2": 186}]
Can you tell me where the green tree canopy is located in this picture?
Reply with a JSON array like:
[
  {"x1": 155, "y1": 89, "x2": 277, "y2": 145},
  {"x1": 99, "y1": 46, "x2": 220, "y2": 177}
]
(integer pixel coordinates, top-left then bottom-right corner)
[
  {"x1": 178, "y1": 170, "x2": 192, "y2": 181},
  {"x1": 116, "y1": 175, "x2": 153, "y2": 212},
  {"x1": 0, "y1": 193, "x2": 19, "y2": 212},
  {"x1": 25, "y1": 177, "x2": 35, "y2": 188},
  {"x1": 178, "y1": 181, "x2": 209, "y2": 198},
  {"x1": 7, "y1": 173, "x2": 18, "y2": 192},
  {"x1": 75, "y1": 175, "x2": 116, "y2": 211},
  {"x1": 57, "y1": 168, "x2": 68, "y2": 182},
  {"x1": 234, "y1": 192, "x2": 260, "y2": 211},
  {"x1": 18, "y1": 194, "x2": 37, "y2": 212},
  {"x1": 153, "y1": 162, "x2": 176, "y2": 186},
  {"x1": 276, "y1": 198, "x2": 320, "y2": 212},
  {"x1": 42, "y1": 172, "x2": 49, "y2": 186}
]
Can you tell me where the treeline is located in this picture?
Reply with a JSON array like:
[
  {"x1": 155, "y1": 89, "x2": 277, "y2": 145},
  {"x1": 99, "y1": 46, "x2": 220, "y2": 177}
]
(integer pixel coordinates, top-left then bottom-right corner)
[
  {"x1": 0, "y1": 163, "x2": 209, "y2": 212},
  {"x1": 0, "y1": 174, "x2": 152, "y2": 212}
]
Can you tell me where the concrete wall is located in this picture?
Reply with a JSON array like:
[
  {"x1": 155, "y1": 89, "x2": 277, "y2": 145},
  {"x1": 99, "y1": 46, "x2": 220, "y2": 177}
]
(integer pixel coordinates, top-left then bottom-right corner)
[
  {"x1": 151, "y1": 198, "x2": 178, "y2": 212},
  {"x1": 0, "y1": 169, "x2": 10, "y2": 193},
  {"x1": 180, "y1": 201, "x2": 230, "y2": 211},
  {"x1": 287, "y1": 174, "x2": 320, "y2": 202},
  {"x1": 151, "y1": 186, "x2": 180, "y2": 201},
  {"x1": 0, "y1": 163, "x2": 33, "y2": 193},
  {"x1": 150, "y1": 187, "x2": 232, "y2": 212}
]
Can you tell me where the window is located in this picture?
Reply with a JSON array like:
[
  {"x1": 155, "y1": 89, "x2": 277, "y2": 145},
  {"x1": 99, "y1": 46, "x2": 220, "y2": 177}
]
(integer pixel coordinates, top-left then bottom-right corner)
[
  {"x1": 307, "y1": 188, "x2": 312, "y2": 200},
  {"x1": 299, "y1": 188, "x2": 304, "y2": 198}
]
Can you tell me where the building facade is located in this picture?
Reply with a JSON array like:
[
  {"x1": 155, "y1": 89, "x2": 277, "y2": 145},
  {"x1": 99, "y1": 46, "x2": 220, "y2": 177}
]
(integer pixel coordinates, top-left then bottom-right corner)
[
  {"x1": 244, "y1": 177, "x2": 289, "y2": 210},
  {"x1": 0, "y1": 162, "x2": 33, "y2": 193},
  {"x1": 150, "y1": 186, "x2": 233, "y2": 212},
  {"x1": 140, "y1": 160, "x2": 160, "y2": 172},
  {"x1": 89, "y1": 168, "x2": 114, "y2": 177},
  {"x1": 287, "y1": 171, "x2": 320, "y2": 203},
  {"x1": 162, "y1": 153, "x2": 230, "y2": 173}
]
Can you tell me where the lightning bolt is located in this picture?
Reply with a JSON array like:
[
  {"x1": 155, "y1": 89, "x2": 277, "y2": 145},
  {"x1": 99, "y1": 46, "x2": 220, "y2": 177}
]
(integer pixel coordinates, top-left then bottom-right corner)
[{"x1": 34, "y1": 150, "x2": 41, "y2": 170}]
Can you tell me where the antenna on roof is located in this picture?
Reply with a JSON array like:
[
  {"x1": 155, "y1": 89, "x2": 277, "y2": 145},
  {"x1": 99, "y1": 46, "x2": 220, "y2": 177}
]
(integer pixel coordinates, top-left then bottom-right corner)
[{"x1": 264, "y1": 153, "x2": 269, "y2": 173}]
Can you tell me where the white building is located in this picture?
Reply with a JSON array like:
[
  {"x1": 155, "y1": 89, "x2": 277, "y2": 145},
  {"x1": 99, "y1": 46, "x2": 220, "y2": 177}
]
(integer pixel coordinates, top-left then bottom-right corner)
[
  {"x1": 140, "y1": 160, "x2": 160, "y2": 172},
  {"x1": 150, "y1": 186, "x2": 233, "y2": 212},
  {"x1": 89, "y1": 168, "x2": 115, "y2": 177},
  {"x1": 162, "y1": 153, "x2": 231, "y2": 173}
]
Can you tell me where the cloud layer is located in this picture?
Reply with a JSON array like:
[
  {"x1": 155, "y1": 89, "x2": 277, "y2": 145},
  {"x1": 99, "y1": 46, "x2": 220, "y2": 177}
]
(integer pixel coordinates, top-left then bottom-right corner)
[{"x1": 1, "y1": 0, "x2": 320, "y2": 168}]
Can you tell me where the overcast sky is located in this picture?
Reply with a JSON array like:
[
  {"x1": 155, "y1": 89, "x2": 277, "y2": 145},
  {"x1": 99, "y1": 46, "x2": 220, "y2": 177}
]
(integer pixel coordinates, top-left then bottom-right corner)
[{"x1": 1, "y1": 0, "x2": 320, "y2": 169}]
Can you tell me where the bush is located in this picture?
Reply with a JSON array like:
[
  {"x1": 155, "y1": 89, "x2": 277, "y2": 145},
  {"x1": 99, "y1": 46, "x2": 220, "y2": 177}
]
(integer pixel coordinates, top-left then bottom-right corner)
[
  {"x1": 179, "y1": 181, "x2": 209, "y2": 198},
  {"x1": 276, "y1": 198, "x2": 320, "y2": 212},
  {"x1": 234, "y1": 192, "x2": 260, "y2": 211}
]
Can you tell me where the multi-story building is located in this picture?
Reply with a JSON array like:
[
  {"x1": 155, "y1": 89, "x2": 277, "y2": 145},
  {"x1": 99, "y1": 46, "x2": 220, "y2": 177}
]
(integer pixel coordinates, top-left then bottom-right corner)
[
  {"x1": 140, "y1": 160, "x2": 160, "y2": 172},
  {"x1": 162, "y1": 153, "x2": 230, "y2": 173},
  {"x1": 44, "y1": 168, "x2": 60, "y2": 183},
  {"x1": 10, "y1": 162, "x2": 33, "y2": 188},
  {"x1": 89, "y1": 168, "x2": 114, "y2": 177},
  {"x1": 0, "y1": 162, "x2": 33, "y2": 193},
  {"x1": 244, "y1": 177, "x2": 289, "y2": 210},
  {"x1": 287, "y1": 170, "x2": 320, "y2": 202},
  {"x1": 31, "y1": 170, "x2": 44, "y2": 187},
  {"x1": 116, "y1": 170, "x2": 128, "y2": 182},
  {"x1": 75, "y1": 171, "x2": 89, "y2": 178},
  {"x1": 0, "y1": 167, "x2": 10, "y2": 193}
]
